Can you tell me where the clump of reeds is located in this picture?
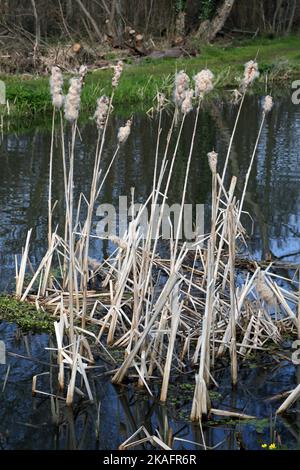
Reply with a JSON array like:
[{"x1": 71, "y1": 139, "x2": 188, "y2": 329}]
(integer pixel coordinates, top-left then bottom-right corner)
[{"x1": 15, "y1": 57, "x2": 300, "y2": 422}]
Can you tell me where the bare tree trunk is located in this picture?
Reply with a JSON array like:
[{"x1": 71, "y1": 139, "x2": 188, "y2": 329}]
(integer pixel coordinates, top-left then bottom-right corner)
[
  {"x1": 196, "y1": 0, "x2": 236, "y2": 42},
  {"x1": 74, "y1": 0, "x2": 103, "y2": 41},
  {"x1": 66, "y1": 0, "x2": 73, "y2": 18},
  {"x1": 58, "y1": 0, "x2": 74, "y2": 41},
  {"x1": 30, "y1": 0, "x2": 40, "y2": 66},
  {"x1": 272, "y1": 0, "x2": 283, "y2": 33},
  {"x1": 286, "y1": 0, "x2": 297, "y2": 34}
]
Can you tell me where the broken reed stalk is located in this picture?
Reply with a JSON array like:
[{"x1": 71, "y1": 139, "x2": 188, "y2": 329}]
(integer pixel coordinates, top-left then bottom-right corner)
[
  {"x1": 67, "y1": 121, "x2": 77, "y2": 350},
  {"x1": 160, "y1": 282, "x2": 181, "y2": 402},
  {"x1": 16, "y1": 228, "x2": 32, "y2": 298},
  {"x1": 60, "y1": 110, "x2": 70, "y2": 286},
  {"x1": 112, "y1": 271, "x2": 180, "y2": 384},
  {"x1": 277, "y1": 384, "x2": 300, "y2": 414},
  {"x1": 48, "y1": 108, "x2": 55, "y2": 250},
  {"x1": 228, "y1": 203, "x2": 238, "y2": 386}
]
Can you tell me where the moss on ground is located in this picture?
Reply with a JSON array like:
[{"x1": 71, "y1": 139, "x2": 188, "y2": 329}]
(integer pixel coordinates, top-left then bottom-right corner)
[{"x1": 0, "y1": 295, "x2": 54, "y2": 333}]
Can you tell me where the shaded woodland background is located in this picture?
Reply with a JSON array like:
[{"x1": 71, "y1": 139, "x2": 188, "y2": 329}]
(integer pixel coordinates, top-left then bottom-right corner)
[{"x1": 0, "y1": 0, "x2": 299, "y2": 46}]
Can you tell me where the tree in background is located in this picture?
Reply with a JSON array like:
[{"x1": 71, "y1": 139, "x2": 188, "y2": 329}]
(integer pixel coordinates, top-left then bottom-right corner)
[{"x1": 0, "y1": 0, "x2": 298, "y2": 52}]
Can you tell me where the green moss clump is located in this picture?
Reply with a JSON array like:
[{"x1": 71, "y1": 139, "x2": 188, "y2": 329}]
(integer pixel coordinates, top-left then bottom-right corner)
[{"x1": 0, "y1": 295, "x2": 54, "y2": 333}]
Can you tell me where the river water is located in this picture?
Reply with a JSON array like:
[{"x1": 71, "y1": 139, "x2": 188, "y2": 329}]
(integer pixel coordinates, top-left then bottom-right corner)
[{"x1": 0, "y1": 94, "x2": 299, "y2": 449}]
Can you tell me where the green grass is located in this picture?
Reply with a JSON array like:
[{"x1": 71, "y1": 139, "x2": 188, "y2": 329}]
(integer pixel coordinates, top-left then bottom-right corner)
[{"x1": 1, "y1": 35, "x2": 300, "y2": 122}]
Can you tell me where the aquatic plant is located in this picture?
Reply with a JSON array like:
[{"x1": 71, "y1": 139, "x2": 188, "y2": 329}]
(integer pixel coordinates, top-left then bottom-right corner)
[
  {"x1": 194, "y1": 69, "x2": 214, "y2": 97},
  {"x1": 14, "y1": 58, "x2": 300, "y2": 424},
  {"x1": 64, "y1": 77, "x2": 83, "y2": 122},
  {"x1": 49, "y1": 66, "x2": 64, "y2": 110}
]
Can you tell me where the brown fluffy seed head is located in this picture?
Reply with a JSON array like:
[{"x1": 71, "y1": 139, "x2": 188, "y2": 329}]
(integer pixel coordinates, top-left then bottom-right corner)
[
  {"x1": 109, "y1": 235, "x2": 128, "y2": 250},
  {"x1": 118, "y1": 119, "x2": 132, "y2": 144},
  {"x1": 94, "y1": 96, "x2": 110, "y2": 130},
  {"x1": 256, "y1": 271, "x2": 276, "y2": 306},
  {"x1": 208, "y1": 151, "x2": 218, "y2": 174},
  {"x1": 50, "y1": 66, "x2": 64, "y2": 109},
  {"x1": 64, "y1": 77, "x2": 82, "y2": 122},
  {"x1": 263, "y1": 95, "x2": 273, "y2": 114},
  {"x1": 242, "y1": 60, "x2": 259, "y2": 89},
  {"x1": 174, "y1": 70, "x2": 190, "y2": 107},
  {"x1": 194, "y1": 69, "x2": 214, "y2": 97},
  {"x1": 157, "y1": 92, "x2": 166, "y2": 110},
  {"x1": 181, "y1": 89, "x2": 194, "y2": 114},
  {"x1": 112, "y1": 61, "x2": 123, "y2": 88},
  {"x1": 79, "y1": 64, "x2": 88, "y2": 85}
]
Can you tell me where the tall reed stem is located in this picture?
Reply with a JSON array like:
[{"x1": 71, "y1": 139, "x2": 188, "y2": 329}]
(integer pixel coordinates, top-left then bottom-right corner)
[
  {"x1": 238, "y1": 112, "x2": 266, "y2": 222},
  {"x1": 228, "y1": 203, "x2": 238, "y2": 386}
]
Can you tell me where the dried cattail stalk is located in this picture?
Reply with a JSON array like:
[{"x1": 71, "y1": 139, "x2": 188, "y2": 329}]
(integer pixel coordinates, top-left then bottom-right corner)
[
  {"x1": 194, "y1": 69, "x2": 214, "y2": 97},
  {"x1": 241, "y1": 60, "x2": 259, "y2": 89},
  {"x1": 256, "y1": 271, "x2": 276, "y2": 306},
  {"x1": 112, "y1": 61, "x2": 123, "y2": 88},
  {"x1": 174, "y1": 70, "x2": 190, "y2": 107},
  {"x1": 181, "y1": 89, "x2": 194, "y2": 115},
  {"x1": 94, "y1": 95, "x2": 110, "y2": 130},
  {"x1": 50, "y1": 66, "x2": 64, "y2": 109},
  {"x1": 64, "y1": 77, "x2": 82, "y2": 122},
  {"x1": 118, "y1": 119, "x2": 132, "y2": 144},
  {"x1": 263, "y1": 95, "x2": 273, "y2": 114},
  {"x1": 208, "y1": 150, "x2": 218, "y2": 174}
]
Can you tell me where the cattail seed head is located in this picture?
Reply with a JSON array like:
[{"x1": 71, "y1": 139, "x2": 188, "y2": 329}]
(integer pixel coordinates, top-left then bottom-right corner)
[
  {"x1": 263, "y1": 95, "x2": 273, "y2": 114},
  {"x1": 64, "y1": 77, "x2": 82, "y2": 122},
  {"x1": 50, "y1": 66, "x2": 64, "y2": 109},
  {"x1": 174, "y1": 70, "x2": 190, "y2": 107},
  {"x1": 157, "y1": 92, "x2": 166, "y2": 110},
  {"x1": 94, "y1": 95, "x2": 110, "y2": 130},
  {"x1": 109, "y1": 235, "x2": 128, "y2": 250},
  {"x1": 194, "y1": 69, "x2": 214, "y2": 97},
  {"x1": 242, "y1": 60, "x2": 259, "y2": 89},
  {"x1": 256, "y1": 271, "x2": 276, "y2": 306},
  {"x1": 181, "y1": 89, "x2": 194, "y2": 115},
  {"x1": 118, "y1": 119, "x2": 132, "y2": 144},
  {"x1": 112, "y1": 61, "x2": 123, "y2": 88},
  {"x1": 79, "y1": 64, "x2": 88, "y2": 85},
  {"x1": 208, "y1": 151, "x2": 218, "y2": 174}
]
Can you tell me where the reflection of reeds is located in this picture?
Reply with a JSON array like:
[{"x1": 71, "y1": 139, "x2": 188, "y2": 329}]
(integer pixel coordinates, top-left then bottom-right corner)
[{"x1": 15, "y1": 60, "x2": 300, "y2": 420}]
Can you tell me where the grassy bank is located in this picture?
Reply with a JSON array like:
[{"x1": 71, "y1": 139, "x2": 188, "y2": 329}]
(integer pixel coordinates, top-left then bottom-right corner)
[{"x1": 1, "y1": 35, "x2": 300, "y2": 120}]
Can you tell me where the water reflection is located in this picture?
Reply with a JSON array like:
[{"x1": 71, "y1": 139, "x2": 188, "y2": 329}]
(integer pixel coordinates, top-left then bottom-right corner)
[
  {"x1": 0, "y1": 321, "x2": 299, "y2": 450},
  {"x1": 1, "y1": 96, "x2": 300, "y2": 292},
  {"x1": 1, "y1": 95, "x2": 300, "y2": 449}
]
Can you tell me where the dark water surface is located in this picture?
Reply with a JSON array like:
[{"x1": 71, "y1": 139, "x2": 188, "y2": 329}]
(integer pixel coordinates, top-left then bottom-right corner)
[{"x1": 0, "y1": 95, "x2": 300, "y2": 449}]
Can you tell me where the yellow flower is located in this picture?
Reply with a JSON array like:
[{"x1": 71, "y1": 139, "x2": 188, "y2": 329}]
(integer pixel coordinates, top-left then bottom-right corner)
[
  {"x1": 269, "y1": 443, "x2": 276, "y2": 450},
  {"x1": 261, "y1": 444, "x2": 268, "y2": 449}
]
